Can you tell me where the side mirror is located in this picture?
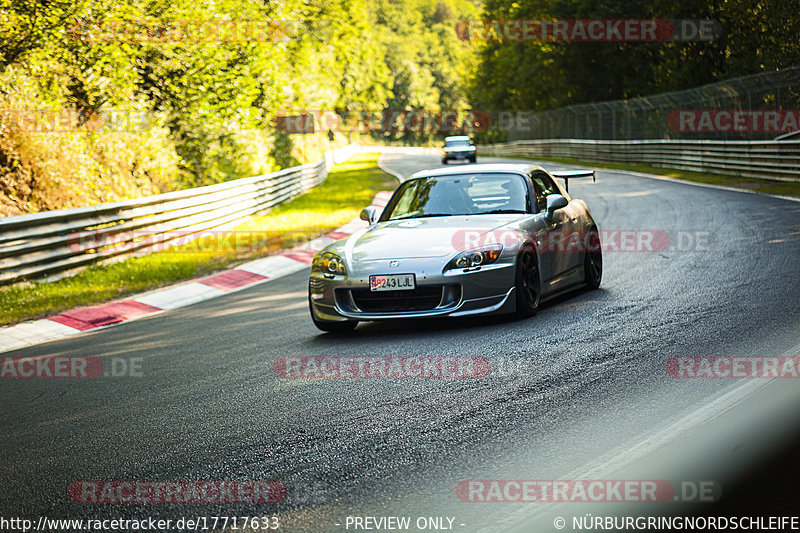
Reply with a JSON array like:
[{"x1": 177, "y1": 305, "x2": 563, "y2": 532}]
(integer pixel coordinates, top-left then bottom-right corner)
[
  {"x1": 360, "y1": 206, "x2": 379, "y2": 224},
  {"x1": 545, "y1": 194, "x2": 568, "y2": 219}
]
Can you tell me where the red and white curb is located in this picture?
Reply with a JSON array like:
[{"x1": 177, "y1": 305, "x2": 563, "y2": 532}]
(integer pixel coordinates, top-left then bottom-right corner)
[{"x1": 0, "y1": 191, "x2": 394, "y2": 354}]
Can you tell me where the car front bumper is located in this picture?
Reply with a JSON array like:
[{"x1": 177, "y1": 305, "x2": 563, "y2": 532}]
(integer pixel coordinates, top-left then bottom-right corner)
[
  {"x1": 443, "y1": 151, "x2": 475, "y2": 160},
  {"x1": 309, "y1": 262, "x2": 516, "y2": 321}
]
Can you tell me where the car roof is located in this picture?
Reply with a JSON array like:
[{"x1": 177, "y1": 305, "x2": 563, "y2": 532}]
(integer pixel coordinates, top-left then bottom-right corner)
[
  {"x1": 408, "y1": 163, "x2": 548, "y2": 180},
  {"x1": 444, "y1": 135, "x2": 470, "y2": 141}
]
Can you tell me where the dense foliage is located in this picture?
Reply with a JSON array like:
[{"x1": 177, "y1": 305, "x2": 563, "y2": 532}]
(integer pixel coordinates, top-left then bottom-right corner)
[
  {"x1": 2, "y1": 0, "x2": 795, "y2": 214},
  {"x1": 0, "y1": 0, "x2": 477, "y2": 214},
  {"x1": 468, "y1": 0, "x2": 800, "y2": 112}
]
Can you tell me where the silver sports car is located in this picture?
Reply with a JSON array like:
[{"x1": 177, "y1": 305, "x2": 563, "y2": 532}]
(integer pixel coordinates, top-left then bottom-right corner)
[{"x1": 308, "y1": 163, "x2": 602, "y2": 332}]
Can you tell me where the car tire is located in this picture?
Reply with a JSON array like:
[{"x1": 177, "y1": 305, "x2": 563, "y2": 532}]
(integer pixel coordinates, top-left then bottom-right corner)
[
  {"x1": 309, "y1": 294, "x2": 358, "y2": 333},
  {"x1": 442, "y1": 159, "x2": 448, "y2": 165},
  {"x1": 514, "y1": 249, "x2": 541, "y2": 318},
  {"x1": 469, "y1": 155, "x2": 476, "y2": 163},
  {"x1": 584, "y1": 227, "x2": 602, "y2": 290}
]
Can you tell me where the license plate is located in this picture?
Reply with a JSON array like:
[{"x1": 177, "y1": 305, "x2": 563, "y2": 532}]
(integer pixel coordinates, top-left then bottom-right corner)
[{"x1": 369, "y1": 274, "x2": 416, "y2": 291}]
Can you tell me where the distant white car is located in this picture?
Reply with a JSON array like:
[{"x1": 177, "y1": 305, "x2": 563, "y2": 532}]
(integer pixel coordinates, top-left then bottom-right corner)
[
  {"x1": 441, "y1": 135, "x2": 476, "y2": 164},
  {"x1": 308, "y1": 164, "x2": 601, "y2": 332}
]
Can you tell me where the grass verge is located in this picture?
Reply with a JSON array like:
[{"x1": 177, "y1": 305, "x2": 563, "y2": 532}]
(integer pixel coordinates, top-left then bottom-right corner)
[
  {"x1": 499, "y1": 155, "x2": 800, "y2": 198},
  {"x1": 0, "y1": 152, "x2": 397, "y2": 326}
]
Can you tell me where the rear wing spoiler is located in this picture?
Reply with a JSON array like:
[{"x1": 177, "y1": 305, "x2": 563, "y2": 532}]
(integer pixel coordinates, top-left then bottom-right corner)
[{"x1": 550, "y1": 170, "x2": 596, "y2": 193}]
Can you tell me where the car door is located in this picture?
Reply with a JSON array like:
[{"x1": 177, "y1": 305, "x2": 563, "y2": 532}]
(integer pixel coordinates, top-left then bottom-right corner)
[
  {"x1": 531, "y1": 172, "x2": 581, "y2": 290},
  {"x1": 547, "y1": 174, "x2": 586, "y2": 274},
  {"x1": 527, "y1": 174, "x2": 560, "y2": 290}
]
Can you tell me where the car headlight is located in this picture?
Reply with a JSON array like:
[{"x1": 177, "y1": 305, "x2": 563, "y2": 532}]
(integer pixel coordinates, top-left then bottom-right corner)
[
  {"x1": 445, "y1": 244, "x2": 503, "y2": 271},
  {"x1": 312, "y1": 252, "x2": 347, "y2": 276}
]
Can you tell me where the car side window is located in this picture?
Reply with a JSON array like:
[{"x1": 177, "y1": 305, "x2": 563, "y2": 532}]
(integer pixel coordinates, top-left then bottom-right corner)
[
  {"x1": 390, "y1": 180, "x2": 420, "y2": 215},
  {"x1": 530, "y1": 173, "x2": 558, "y2": 212}
]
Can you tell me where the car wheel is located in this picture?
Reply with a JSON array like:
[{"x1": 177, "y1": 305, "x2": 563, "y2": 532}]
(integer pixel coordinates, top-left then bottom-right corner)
[
  {"x1": 584, "y1": 227, "x2": 602, "y2": 290},
  {"x1": 309, "y1": 294, "x2": 358, "y2": 333},
  {"x1": 515, "y1": 249, "x2": 540, "y2": 318},
  {"x1": 470, "y1": 155, "x2": 476, "y2": 163},
  {"x1": 442, "y1": 159, "x2": 448, "y2": 165}
]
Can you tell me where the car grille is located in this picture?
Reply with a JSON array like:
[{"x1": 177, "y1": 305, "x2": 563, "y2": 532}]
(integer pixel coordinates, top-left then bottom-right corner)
[{"x1": 349, "y1": 286, "x2": 450, "y2": 313}]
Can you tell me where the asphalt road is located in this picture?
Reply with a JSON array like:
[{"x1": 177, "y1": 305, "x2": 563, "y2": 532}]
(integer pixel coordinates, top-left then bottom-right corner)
[{"x1": 2, "y1": 152, "x2": 800, "y2": 532}]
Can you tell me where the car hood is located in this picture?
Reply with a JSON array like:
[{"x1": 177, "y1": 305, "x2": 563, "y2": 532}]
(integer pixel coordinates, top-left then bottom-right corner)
[{"x1": 340, "y1": 215, "x2": 520, "y2": 261}]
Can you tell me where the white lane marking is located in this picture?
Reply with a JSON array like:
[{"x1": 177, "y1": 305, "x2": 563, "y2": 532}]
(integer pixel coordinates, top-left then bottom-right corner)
[
  {"x1": 377, "y1": 149, "x2": 441, "y2": 182},
  {"x1": 134, "y1": 282, "x2": 226, "y2": 310},
  {"x1": 0, "y1": 336, "x2": 30, "y2": 352},
  {"x1": 377, "y1": 153, "x2": 408, "y2": 182},
  {"x1": 0, "y1": 320, "x2": 82, "y2": 352},
  {"x1": 0, "y1": 192, "x2": 387, "y2": 353},
  {"x1": 337, "y1": 219, "x2": 369, "y2": 234},
  {"x1": 608, "y1": 169, "x2": 800, "y2": 204},
  {"x1": 306, "y1": 236, "x2": 336, "y2": 250},
  {"x1": 0, "y1": 320, "x2": 81, "y2": 342},
  {"x1": 613, "y1": 189, "x2": 660, "y2": 197},
  {"x1": 237, "y1": 255, "x2": 309, "y2": 278},
  {"x1": 482, "y1": 156, "x2": 800, "y2": 204},
  {"x1": 492, "y1": 340, "x2": 800, "y2": 532}
]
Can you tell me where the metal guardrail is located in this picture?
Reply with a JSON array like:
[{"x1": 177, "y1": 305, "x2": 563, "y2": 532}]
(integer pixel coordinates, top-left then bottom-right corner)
[
  {"x1": 0, "y1": 144, "x2": 362, "y2": 285},
  {"x1": 480, "y1": 139, "x2": 800, "y2": 182}
]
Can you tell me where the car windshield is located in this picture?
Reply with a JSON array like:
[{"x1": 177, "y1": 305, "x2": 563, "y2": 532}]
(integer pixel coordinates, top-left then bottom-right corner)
[
  {"x1": 445, "y1": 139, "x2": 470, "y2": 148},
  {"x1": 383, "y1": 173, "x2": 529, "y2": 220}
]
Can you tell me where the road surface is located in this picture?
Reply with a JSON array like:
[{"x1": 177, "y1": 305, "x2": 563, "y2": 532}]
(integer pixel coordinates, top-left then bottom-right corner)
[{"x1": 2, "y1": 151, "x2": 800, "y2": 531}]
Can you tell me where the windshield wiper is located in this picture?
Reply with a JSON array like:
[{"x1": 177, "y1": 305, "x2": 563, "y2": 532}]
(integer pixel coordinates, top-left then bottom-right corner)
[
  {"x1": 476, "y1": 209, "x2": 527, "y2": 215},
  {"x1": 390, "y1": 213, "x2": 451, "y2": 220}
]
